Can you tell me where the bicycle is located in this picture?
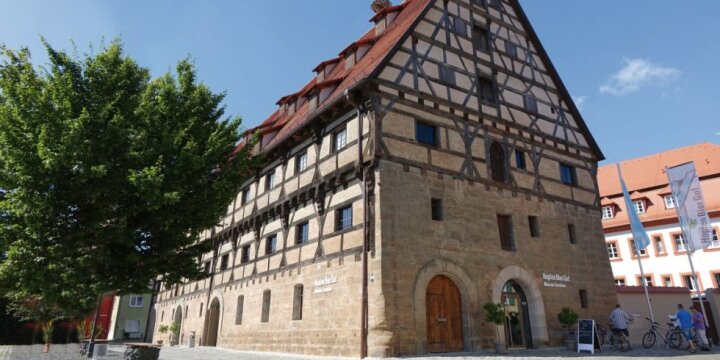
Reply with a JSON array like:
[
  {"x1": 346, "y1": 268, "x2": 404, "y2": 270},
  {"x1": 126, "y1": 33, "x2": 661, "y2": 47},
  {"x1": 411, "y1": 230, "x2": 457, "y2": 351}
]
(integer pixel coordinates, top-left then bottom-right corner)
[
  {"x1": 606, "y1": 323, "x2": 631, "y2": 352},
  {"x1": 641, "y1": 317, "x2": 682, "y2": 349}
]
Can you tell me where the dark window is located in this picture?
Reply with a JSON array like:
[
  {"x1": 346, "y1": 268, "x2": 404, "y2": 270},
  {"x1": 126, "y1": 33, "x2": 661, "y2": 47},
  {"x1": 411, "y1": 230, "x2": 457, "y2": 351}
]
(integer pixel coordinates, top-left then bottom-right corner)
[
  {"x1": 296, "y1": 151, "x2": 308, "y2": 173},
  {"x1": 296, "y1": 221, "x2": 309, "y2": 244},
  {"x1": 265, "y1": 234, "x2": 277, "y2": 255},
  {"x1": 568, "y1": 223, "x2": 577, "y2": 244},
  {"x1": 265, "y1": 172, "x2": 275, "y2": 191},
  {"x1": 438, "y1": 64, "x2": 456, "y2": 85},
  {"x1": 161, "y1": 311, "x2": 164, "y2": 322},
  {"x1": 333, "y1": 126, "x2": 348, "y2": 152},
  {"x1": 203, "y1": 261, "x2": 211, "y2": 274},
  {"x1": 579, "y1": 289, "x2": 588, "y2": 309},
  {"x1": 415, "y1": 121, "x2": 438, "y2": 146},
  {"x1": 505, "y1": 41, "x2": 517, "y2": 58},
  {"x1": 336, "y1": 205, "x2": 353, "y2": 231},
  {"x1": 241, "y1": 188, "x2": 250, "y2": 206},
  {"x1": 453, "y1": 17, "x2": 467, "y2": 36},
  {"x1": 523, "y1": 94, "x2": 538, "y2": 113},
  {"x1": 261, "y1": 290, "x2": 271, "y2": 323},
  {"x1": 515, "y1": 150, "x2": 526, "y2": 170},
  {"x1": 472, "y1": 26, "x2": 490, "y2": 52},
  {"x1": 529, "y1": 216, "x2": 540, "y2": 238},
  {"x1": 713, "y1": 273, "x2": 720, "y2": 289},
  {"x1": 235, "y1": 295, "x2": 244, "y2": 325},
  {"x1": 174, "y1": 286, "x2": 179, "y2": 297},
  {"x1": 292, "y1": 284, "x2": 304, "y2": 321},
  {"x1": 560, "y1": 163, "x2": 577, "y2": 186},
  {"x1": 489, "y1": 142, "x2": 507, "y2": 183},
  {"x1": 684, "y1": 275, "x2": 697, "y2": 291},
  {"x1": 240, "y1": 245, "x2": 250, "y2": 263},
  {"x1": 220, "y1": 254, "x2": 229, "y2": 271},
  {"x1": 497, "y1": 214, "x2": 515, "y2": 251},
  {"x1": 185, "y1": 305, "x2": 188, "y2": 319},
  {"x1": 490, "y1": 0, "x2": 502, "y2": 9},
  {"x1": 199, "y1": 302, "x2": 203, "y2": 317},
  {"x1": 478, "y1": 76, "x2": 497, "y2": 104},
  {"x1": 431, "y1": 198, "x2": 443, "y2": 221},
  {"x1": 471, "y1": 0, "x2": 487, "y2": 6}
]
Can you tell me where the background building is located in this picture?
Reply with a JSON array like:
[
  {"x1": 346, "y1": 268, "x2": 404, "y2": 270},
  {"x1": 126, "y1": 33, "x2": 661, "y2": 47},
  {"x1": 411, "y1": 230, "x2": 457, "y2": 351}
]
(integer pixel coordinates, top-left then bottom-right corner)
[
  {"x1": 107, "y1": 294, "x2": 153, "y2": 342},
  {"x1": 152, "y1": 0, "x2": 616, "y2": 356}
]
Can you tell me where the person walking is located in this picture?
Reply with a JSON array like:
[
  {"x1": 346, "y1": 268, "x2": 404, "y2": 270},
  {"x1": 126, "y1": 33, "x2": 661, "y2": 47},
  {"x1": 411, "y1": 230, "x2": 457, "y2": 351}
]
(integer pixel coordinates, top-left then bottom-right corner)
[
  {"x1": 690, "y1": 306, "x2": 711, "y2": 351},
  {"x1": 676, "y1": 304, "x2": 696, "y2": 352},
  {"x1": 609, "y1": 304, "x2": 632, "y2": 343}
]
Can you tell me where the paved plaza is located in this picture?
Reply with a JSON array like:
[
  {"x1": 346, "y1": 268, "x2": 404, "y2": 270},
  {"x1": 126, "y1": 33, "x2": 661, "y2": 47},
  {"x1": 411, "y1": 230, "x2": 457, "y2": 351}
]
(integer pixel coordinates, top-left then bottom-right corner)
[{"x1": 0, "y1": 344, "x2": 718, "y2": 360}]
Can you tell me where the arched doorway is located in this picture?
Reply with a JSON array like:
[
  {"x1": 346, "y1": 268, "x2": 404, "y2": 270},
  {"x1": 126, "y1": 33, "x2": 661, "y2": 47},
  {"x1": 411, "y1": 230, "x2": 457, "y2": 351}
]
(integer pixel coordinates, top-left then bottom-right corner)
[
  {"x1": 172, "y1": 305, "x2": 183, "y2": 345},
  {"x1": 426, "y1": 275, "x2": 464, "y2": 352},
  {"x1": 206, "y1": 298, "x2": 221, "y2": 347},
  {"x1": 502, "y1": 281, "x2": 533, "y2": 348}
]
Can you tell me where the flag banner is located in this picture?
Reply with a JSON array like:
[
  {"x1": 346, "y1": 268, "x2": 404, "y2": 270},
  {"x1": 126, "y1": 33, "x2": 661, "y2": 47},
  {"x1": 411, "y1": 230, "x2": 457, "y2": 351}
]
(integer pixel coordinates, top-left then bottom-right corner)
[
  {"x1": 617, "y1": 165, "x2": 650, "y2": 251},
  {"x1": 667, "y1": 162, "x2": 713, "y2": 251}
]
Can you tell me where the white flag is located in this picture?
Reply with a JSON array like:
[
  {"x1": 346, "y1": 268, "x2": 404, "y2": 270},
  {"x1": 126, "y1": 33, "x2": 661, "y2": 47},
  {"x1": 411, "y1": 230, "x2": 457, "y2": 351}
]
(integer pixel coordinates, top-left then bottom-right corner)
[{"x1": 667, "y1": 162, "x2": 713, "y2": 251}]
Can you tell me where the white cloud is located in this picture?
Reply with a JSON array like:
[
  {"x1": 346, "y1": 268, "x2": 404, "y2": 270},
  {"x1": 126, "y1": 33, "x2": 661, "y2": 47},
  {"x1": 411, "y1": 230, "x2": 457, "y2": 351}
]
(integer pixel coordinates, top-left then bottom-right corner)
[
  {"x1": 599, "y1": 58, "x2": 681, "y2": 96},
  {"x1": 572, "y1": 96, "x2": 587, "y2": 110}
]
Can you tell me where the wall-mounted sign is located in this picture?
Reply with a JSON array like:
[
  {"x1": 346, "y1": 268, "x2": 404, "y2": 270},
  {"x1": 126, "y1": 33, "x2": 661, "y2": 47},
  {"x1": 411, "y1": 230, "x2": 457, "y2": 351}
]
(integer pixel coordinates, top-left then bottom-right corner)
[
  {"x1": 314, "y1": 275, "x2": 337, "y2": 293},
  {"x1": 542, "y1": 272, "x2": 571, "y2": 288}
]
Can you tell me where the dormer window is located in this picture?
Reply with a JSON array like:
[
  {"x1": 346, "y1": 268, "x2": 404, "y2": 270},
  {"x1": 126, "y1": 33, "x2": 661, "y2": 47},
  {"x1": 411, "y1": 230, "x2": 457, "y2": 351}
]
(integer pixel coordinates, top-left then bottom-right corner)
[
  {"x1": 602, "y1": 206, "x2": 614, "y2": 220},
  {"x1": 663, "y1": 195, "x2": 676, "y2": 209},
  {"x1": 634, "y1": 200, "x2": 645, "y2": 214},
  {"x1": 345, "y1": 51, "x2": 356, "y2": 70}
]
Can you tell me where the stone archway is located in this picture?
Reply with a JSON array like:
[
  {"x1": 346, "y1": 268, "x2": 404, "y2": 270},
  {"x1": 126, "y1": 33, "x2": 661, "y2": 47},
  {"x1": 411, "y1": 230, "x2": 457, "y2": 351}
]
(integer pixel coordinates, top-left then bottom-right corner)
[
  {"x1": 413, "y1": 259, "x2": 479, "y2": 353},
  {"x1": 171, "y1": 305, "x2": 183, "y2": 345},
  {"x1": 491, "y1": 266, "x2": 548, "y2": 346},
  {"x1": 205, "y1": 298, "x2": 221, "y2": 347}
]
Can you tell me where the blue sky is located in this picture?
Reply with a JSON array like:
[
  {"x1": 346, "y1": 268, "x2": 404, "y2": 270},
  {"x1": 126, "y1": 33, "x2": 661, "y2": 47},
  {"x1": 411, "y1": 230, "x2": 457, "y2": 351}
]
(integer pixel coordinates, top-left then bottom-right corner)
[{"x1": 1, "y1": 0, "x2": 718, "y2": 164}]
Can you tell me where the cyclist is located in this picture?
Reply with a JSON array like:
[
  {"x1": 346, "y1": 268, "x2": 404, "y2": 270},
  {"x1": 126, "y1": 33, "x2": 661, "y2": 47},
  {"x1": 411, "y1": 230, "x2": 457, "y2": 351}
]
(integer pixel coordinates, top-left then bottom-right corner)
[
  {"x1": 690, "y1": 306, "x2": 710, "y2": 351},
  {"x1": 676, "y1": 304, "x2": 696, "y2": 352},
  {"x1": 609, "y1": 304, "x2": 632, "y2": 346}
]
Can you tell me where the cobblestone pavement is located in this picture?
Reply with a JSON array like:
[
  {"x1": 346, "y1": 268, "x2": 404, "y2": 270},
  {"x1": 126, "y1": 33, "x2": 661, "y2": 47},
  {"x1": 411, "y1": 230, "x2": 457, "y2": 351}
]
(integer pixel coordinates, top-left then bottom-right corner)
[{"x1": 0, "y1": 344, "x2": 718, "y2": 360}]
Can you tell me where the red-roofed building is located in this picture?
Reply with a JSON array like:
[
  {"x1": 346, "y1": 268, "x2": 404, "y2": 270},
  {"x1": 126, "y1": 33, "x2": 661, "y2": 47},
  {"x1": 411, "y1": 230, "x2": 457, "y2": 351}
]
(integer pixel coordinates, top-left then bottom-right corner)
[
  {"x1": 598, "y1": 143, "x2": 720, "y2": 298},
  {"x1": 154, "y1": 0, "x2": 616, "y2": 356}
]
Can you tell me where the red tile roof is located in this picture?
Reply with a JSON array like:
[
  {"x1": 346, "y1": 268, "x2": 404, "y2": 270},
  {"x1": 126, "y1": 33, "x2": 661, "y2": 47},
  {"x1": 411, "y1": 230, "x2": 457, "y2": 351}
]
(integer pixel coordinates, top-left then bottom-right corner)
[{"x1": 243, "y1": 0, "x2": 431, "y2": 153}]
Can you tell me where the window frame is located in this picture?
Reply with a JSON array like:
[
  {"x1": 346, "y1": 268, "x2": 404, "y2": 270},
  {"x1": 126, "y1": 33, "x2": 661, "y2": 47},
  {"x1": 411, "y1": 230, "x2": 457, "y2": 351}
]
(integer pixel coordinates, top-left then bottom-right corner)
[
  {"x1": 661, "y1": 274, "x2": 674, "y2": 287},
  {"x1": 579, "y1": 289, "x2": 588, "y2": 309},
  {"x1": 431, "y1": 198, "x2": 443, "y2": 221},
  {"x1": 296, "y1": 221, "x2": 309, "y2": 245},
  {"x1": 634, "y1": 200, "x2": 646, "y2": 214},
  {"x1": 265, "y1": 234, "x2": 277, "y2": 255},
  {"x1": 240, "y1": 245, "x2": 251, "y2": 263},
  {"x1": 559, "y1": 163, "x2": 577, "y2": 186},
  {"x1": 514, "y1": 149, "x2": 526, "y2": 170},
  {"x1": 292, "y1": 284, "x2": 304, "y2": 321},
  {"x1": 477, "y1": 75, "x2": 497, "y2": 104},
  {"x1": 241, "y1": 188, "x2": 250, "y2": 206},
  {"x1": 453, "y1": 16, "x2": 468, "y2": 37},
  {"x1": 629, "y1": 238, "x2": 648, "y2": 258},
  {"x1": 636, "y1": 274, "x2": 654, "y2": 287},
  {"x1": 663, "y1": 195, "x2": 676, "y2": 209},
  {"x1": 332, "y1": 126, "x2": 348, "y2": 153},
  {"x1": 472, "y1": 25, "x2": 490, "y2": 53},
  {"x1": 681, "y1": 272, "x2": 702, "y2": 291},
  {"x1": 438, "y1": 63, "x2": 456, "y2": 85},
  {"x1": 335, "y1": 205, "x2": 353, "y2": 232},
  {"x1": 522, "y1": 93, "x2": 538, "y2": 113},
  {"x1": 614, "y1": 277, "x2": 626, "y2": 286},
  {"x1": 606, "y1": 241, "x2": 619, "y2": 260},
  {"x1": 505, "y1": 40, "x2": 517, "y2": 58},
  {"x1": 671, "y1": 232, "x2": 688, "y2": 254},
  {"x1": 219, "y1": 253, "x2": 229, "y2": 271},
  {"x1": 528, "y1": 215, "x2": 540, "y2": 238},
  {"x1": 261, "y1": 289, "x2": 271, "y2": 323},
  {"x1": 567, "y1": 223, "x2": 577, "y2": 244},
  {"x1": 129, "y1": 295, "x2": 144, "y2": 308},
  {"x1": 296, "y1": 151, "x2": 308, "y2": 173},
  {"x1": 415, "y1": 120, "x2": 439, "y2": 147},
  {"x1": 601, "y1": 206, "x2": 614, "y2": 220},
  {"x1": 652, "y1": 235, "x2": 667, "y2": 256},
  {"x1": 235, "y1": 295, "x2": 244, "y2": 325},
  {"x1": 265, "y1": 172, "x2": 275, "y2": 191}
]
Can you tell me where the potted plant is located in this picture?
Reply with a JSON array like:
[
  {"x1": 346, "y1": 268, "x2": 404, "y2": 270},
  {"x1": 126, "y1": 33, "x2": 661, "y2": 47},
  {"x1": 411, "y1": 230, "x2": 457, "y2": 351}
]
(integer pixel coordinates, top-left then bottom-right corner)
[
  {"x1": 157, "y1": 325, "x2": 168, "y2": 345},
  {"x1": 483, "y1": 302, "x2": 506, "y2": 354},
  {"x1": 557, "y1": 307, "x2": 579, "y2": 351},
  {"x1": 42, "y1": 320, "x2": 54, "y2": 353},
  {"x1": 169, "y1": 322, "x2": 181, "y2": 346}
]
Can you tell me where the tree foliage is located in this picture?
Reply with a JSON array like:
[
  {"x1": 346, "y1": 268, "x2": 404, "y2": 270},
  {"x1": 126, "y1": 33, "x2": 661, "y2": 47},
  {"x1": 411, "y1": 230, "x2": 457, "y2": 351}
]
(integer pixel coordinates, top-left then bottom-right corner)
[{"x1": 0, "y1": 39, "x2": 257, "y2": 313}]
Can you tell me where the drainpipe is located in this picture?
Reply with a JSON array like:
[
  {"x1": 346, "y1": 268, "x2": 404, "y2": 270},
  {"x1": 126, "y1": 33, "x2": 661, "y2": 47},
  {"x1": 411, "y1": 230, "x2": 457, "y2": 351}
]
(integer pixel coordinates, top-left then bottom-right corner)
[{"x1": 345, "y1": 90, "x2": 368, "y2": 358}]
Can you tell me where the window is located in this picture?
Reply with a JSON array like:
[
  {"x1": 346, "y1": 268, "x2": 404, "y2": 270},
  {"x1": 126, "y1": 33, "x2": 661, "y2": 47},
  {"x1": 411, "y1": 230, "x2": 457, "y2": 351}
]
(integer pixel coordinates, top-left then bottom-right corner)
[
  {"x1": 505, "y1": 41, "x2": 517, "y2": 58},
  {"x1": 296, "y1": 221, "x2": 309, "y2": 244},
  {"x1": 265, "y1": 172, "x2": 275, "y2": 191},
  {"x1": 453, "y1": 17, "x2": 467, "y2": 36},
  {"x1": 265, "y1": 235, "x2": 277, "y2": 255},
  {"x1": 235, "y1": 295, "x2": 244, "y2": 325},
  {"x1": 431, "y1": 198, "x2": 443, "y2": 221},
  {"x1": 478, "y1": 76, "x2": 496, "y2": 103},
  {"x1": 472, "y1": 26, "x2": 490, "y2": 52},
  {"x1": 261, "y1": 290, "x2": 271, "y2": 323},
  {"x1": 471, "y1": 0, "x2": 487, "y2": 7},
  {"x1": 711, "y1": 230, "x2": 719, "y2": 248},
  {"x1": 489, "y1": 0, "x2": 502, "y2": 9},
  {"x1": 637, "y1": 276, "x2": 653, "y2": 287},
  {"x1": 713, "y1": 272, "x2": 720, "y2": 288},
  {"x1": 292, "y1": 284, "x2": 304, "y2": 321},
  {"x1": 560, "y1": 163, "x2": 577, "y2": 186},
  {"x1": 220, "y1": 254, "x2": 229, "y2": 270},
  {"x1": 567, "y1": 223, "x2": 577, "y2": 244},
  {"x1": 654, "y1": 236, "x2": 666, "y2": 255},
  {"x1": 615, "y1": 278, "x2": 626, "y2": 286},
  {"x1": 125, "y1": 319, "x2": 140, "y2": 333},
  {"x1": 438, "y1": 64, "x2": 456, "y2": 85},
  {"x1": 489, "y1": 142, "x2": 507, "y2": 183},
  {"x1": 129, "y1": 295, "x2": 144, "y2": 308},
  {"x1": 415, "y1": 121, "x2": 438, "y2": 146},
  {"x1": 296, "y1": 151, "x2": 308, "y2": 173},
  {"x1": 161, "y1": 311, "x2": 164, "y2": 322},
  {"x1": 602, "y1": 206, "x2": 614, "y2": 220},
  {"x1": 241, "y1": 245, "x2": 250, "y2": 263},
  {"x1": 199, "y1": 302, "x2": 204, "y2": 317},
  {"x1": 674, "y1": 233, "x2": 687, "y2": 252},
  {"x1": 241, "y1": 188, "x2": 250, "y2": 206},
  {"x1": 683, "y1": 275, "x2": 698, "y2": 291},
  {"x1": 662, "y1": 276, "x2": 673, "y2": 287},
  {"x1": 333, "y1": 126, "x2": 348, "y2": 152},
  {"x1": 203, "y1": 261, "x2": 211, "y2": 274},
  {"x1": 336, "y1": 205, "x2": 353, "y2": 231},
  {"x1": 663, "y1": 195, "x2": 676, "y2": 209},
  {"x1": 634, "y1": 200, "x2": 645, "y2": 214},
  {"x1": 528, "y1": 216, "x2": 540, "y2": 238},
  {"x1": 629, "y1": 239, "x2": 646, "y2": 257},
  {"x1": 514, "y1": 150, "x2": 526, "y2": 170},
  {"x1": 606, "y1": 243, "x2": 618, "y2": 259},
  {"x1": 497, "y1": 214, "x2": 515, "y2": 251},
  {"x1": 579, "y1": 289, "x2": 588, "y2": 309},
  {"x1": 523, "y1": 94, "x2": 537, "y2": 113}
]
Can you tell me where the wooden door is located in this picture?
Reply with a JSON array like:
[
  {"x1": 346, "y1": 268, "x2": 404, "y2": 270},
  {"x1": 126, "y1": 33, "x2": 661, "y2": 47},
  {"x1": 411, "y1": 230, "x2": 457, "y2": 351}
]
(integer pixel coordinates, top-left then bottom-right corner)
[{"x1": 426, "y1": 275, "x2": 464, "y2": 352}]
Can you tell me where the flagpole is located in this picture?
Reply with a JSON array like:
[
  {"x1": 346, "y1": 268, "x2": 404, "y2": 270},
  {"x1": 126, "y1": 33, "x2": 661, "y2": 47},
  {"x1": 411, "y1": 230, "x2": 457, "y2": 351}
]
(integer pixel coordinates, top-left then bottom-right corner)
[
  {"x1": 685, "y1": 250, "x2": 710, "y2": 327},
  {"x1": 634, "y1": 244, "x2": 655, "y2": 323}
]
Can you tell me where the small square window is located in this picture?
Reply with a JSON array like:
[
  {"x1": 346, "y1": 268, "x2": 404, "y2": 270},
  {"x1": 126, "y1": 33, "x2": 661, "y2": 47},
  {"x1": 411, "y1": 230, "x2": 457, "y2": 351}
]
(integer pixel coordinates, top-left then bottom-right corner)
[
  {"x1": 514, "y1": 150, "x2": 526, "y2": 170},
  {"x1": 560, "y1": 163, "x2": 577, "y2": 186},
  {"x1": 296, "y1": 151, "x2": 308, "y2": 173},
  {"x1": 472, "y1": 26, "x2": 490, "y2": 53},
  {"x1": 129, "y1": 295, "x2": 144, "y2": 308},
  {"x1": 662, "y1": 276, "x2": 673, "y2": 287},
  {"x1": 523, "y1": 94, "x2": 538, "y2": 113},
  {"x1": 634, "y1": 200, "x2": 645, "y2": 214},
  {"x1": 416, "y1": 121, "x2": 438, "y2": 147},
  {"x1": 438, "y1": 64, "x2": 456, "y2": 85},
  {"x1": 431, "y1": 198, "x2": 443, "y2": 221},
  {"x1": 637, "y1": 276, "x2": 653, "y2": 287},
  {"x1": 567, "y1": 223, "x2": 577, "y2": 244},
  {"x1": 489, "y1": 0, "x2": 502, "y2": 9},
  {"x1": 265, "y1": 172, "x2": 275, "y2": 191},
  {"x1": 265, "y1": 235, "x2": 277, "y2": 255},
  {"x1": 602, "y1": 206, "x2": 614, "y2": 220},
  {"x1": 241, "y1": 245, "x2": 250, "y2": 263},
  {"x1": 579, "y1": 289, "x2": 588, "y2": 309},
  {"x1": 478, "y1": 76, "x2": 497, "y2": 104},
  {"x1": 220, "y1": 254, "x2": 229, "y2": 270},
  {"x1": 453, "y1": 17, "x2": 467, "y2": 37},
  {"x1": 528, "y1": 216, "x2": 539, "y2": 238},
  {"x1": 333, "y1": 127, "x2": 348, "y2": 152},
  {"x1": 296, "y1": 222, "x2": 309, "y2": 244},
  {"x1": 663, "y1": 195, "x2": 676, "y2": 209},
  {"x1": 505, "y1": 41, "x2": 517, "y2": 58},
  {"x1": 615, "y1": 278, "x2": 625, "y2": 286},
  {"x1": 336, "y1": 205, "x2": 353, "y2": 231},
  {"x1": 471, "y1": 0, "x2": 487, "y2": 7}
]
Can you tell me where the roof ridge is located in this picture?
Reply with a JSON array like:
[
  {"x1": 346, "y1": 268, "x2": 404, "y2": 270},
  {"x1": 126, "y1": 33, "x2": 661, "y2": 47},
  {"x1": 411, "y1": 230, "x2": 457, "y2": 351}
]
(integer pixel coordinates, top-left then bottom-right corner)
[{"x1": 599, "y1": 142, "x2": 720, "y2": 170}]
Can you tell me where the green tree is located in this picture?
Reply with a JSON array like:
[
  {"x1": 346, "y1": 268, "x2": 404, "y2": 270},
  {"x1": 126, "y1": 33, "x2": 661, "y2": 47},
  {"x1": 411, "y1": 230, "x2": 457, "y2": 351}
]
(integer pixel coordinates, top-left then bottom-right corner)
[{"x1": 0, "y1": 39, "x2": 257, "y2": 313}]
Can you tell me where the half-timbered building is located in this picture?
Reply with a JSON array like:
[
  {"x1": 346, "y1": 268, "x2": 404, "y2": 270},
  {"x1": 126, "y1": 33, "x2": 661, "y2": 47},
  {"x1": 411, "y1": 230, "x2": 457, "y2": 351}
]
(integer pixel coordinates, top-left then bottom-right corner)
[{"x1": 152, "y1": 0, "x2": 616, "y2": 356}]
